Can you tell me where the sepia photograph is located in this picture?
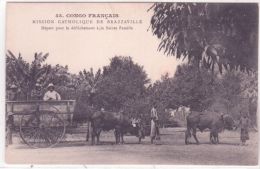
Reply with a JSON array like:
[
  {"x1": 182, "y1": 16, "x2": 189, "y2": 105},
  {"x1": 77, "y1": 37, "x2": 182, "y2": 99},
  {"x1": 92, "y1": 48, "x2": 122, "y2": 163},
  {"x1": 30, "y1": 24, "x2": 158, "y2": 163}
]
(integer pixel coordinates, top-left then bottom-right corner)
[{"x1": 4, "y1": 1, "x2": 259, "y2": 166}]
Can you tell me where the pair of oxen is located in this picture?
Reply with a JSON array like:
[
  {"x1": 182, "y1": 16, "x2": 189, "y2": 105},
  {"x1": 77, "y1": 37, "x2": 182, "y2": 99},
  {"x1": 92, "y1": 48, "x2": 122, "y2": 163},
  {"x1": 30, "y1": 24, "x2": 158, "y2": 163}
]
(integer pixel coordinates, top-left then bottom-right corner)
[
  {"x1": 84, "y1": 110, "x2": 235, "y2": 145},
  {"x1": 87, "y1": 110, "x2": 145, "y2": 145}
]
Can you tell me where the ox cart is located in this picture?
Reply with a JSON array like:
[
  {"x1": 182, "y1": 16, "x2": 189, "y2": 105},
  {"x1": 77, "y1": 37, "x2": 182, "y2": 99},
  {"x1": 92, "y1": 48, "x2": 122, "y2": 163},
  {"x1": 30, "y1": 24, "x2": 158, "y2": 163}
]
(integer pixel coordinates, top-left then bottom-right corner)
[{"x1": 6, "y1": 100, "x2": 76, "y2": 148}]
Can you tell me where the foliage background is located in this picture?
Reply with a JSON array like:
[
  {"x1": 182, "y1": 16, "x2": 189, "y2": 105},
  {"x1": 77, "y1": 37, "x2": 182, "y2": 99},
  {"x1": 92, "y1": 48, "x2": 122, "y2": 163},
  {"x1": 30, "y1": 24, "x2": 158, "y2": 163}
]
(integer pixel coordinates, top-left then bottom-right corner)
[{"x1": 6, "y1": 3, "x2": 258, "y2": 127}]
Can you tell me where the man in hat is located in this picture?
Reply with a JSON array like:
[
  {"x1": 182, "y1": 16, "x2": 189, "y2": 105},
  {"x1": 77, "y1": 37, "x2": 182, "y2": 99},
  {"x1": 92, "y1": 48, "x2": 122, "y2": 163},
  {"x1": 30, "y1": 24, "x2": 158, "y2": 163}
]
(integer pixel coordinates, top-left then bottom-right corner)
[
  {"x1": 43, "y1": 83, "x2": 61, "y2": 101},
  {"x1": 31, "y1": 83, "x2": 43, "y2": 100}
]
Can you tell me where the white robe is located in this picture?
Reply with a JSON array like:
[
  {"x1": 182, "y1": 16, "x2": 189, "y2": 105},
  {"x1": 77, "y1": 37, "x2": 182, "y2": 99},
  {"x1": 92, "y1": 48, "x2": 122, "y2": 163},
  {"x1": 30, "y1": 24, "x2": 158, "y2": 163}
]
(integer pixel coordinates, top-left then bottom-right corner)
[
  {"x1": 43, "y1": 91, "x2": 61, "y2": 101},
  {"x1": 150, "y1": 107, "x2": 159, "y2": 138}
]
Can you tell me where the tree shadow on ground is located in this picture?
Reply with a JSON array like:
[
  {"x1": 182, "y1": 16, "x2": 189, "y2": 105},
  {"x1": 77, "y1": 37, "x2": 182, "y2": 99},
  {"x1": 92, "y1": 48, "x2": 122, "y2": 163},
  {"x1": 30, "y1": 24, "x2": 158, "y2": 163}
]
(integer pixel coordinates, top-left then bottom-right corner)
[
  {"x1": 12, "y1": 140, "x2": 154, "y2": 149},
  {"x1": 186, "y1": 142, "x2": 240, "y2": 146}
]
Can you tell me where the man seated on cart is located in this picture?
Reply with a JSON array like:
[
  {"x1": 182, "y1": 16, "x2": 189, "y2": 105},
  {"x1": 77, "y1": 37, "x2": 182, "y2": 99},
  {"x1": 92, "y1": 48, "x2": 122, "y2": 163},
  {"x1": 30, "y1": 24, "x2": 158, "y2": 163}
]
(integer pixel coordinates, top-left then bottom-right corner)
[
  {"x1": 24, "y1": 83, "x2": 61, "y2": 128},
  {"x1": 31, "y1": 83, "x2": 43, "y2": 100},
  {"x1": 43, "y1": 83, "x2": 61, "y2": 101}
]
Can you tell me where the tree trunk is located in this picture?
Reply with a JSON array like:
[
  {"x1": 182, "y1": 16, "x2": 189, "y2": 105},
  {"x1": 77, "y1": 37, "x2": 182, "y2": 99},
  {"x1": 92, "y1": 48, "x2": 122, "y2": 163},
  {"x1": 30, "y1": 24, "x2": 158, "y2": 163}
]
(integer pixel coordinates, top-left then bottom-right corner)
[
  {"x1": 211, "y1": 62, "x2": 215, "y2": 83},
  {"x1": 226, "y1": 102, "x2": 230, "y2": 114}
]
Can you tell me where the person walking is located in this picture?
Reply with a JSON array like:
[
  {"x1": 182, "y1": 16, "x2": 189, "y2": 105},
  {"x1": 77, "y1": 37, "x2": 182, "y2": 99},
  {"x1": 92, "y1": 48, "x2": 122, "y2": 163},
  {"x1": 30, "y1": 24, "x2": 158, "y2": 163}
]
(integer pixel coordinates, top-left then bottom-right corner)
[
  {"x1": 239, "y1": 114, "x2": 250, "y2": 146},
  {"x1": 150, "y1": 104, "x2": 160, "y2": 144}
]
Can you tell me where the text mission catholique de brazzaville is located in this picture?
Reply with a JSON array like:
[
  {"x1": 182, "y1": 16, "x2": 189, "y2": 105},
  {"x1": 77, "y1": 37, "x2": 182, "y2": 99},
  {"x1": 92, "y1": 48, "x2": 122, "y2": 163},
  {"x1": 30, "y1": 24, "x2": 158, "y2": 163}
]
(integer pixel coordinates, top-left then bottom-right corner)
[{"x1": 32, "y1": 19, "x2": 142, "y2": 25}]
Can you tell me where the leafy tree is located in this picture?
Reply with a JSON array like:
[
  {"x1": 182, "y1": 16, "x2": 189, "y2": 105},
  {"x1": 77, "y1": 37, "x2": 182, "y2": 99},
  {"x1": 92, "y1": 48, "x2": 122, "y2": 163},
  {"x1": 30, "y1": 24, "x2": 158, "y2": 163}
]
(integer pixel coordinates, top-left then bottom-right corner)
[
  {"x1": 72, "y1": 68, "x2": 103, "y2": 123},
  {"x1": 150, "y1": 63, "x2": 218, "y2": 112},
  {"x1": 6, "y1": 51, "x2": 76, "y2": 100},
  {"x1": 79, "y1": 68, "x2": 102, "y2": 105},
  {"x1": 123, "y1": 96, "x2": 151, "y2": 123},
  {"x1": 240, "y1": 71, "x2": 258, "y2": 104},
  {"x1": 93, "y1": 56, "x2": 150, "y2": 112},
  {"x1": 150, "y1": 3, "x2": 258, "y2": 73},
  {"x1": 218, "y1": 70, "x2": 243, "y2": 114},
  {"x1": 6, "y1": 50, "x2": 50, "y2": 99},
  {"x1": 218, "y1": 70, "x2": 258, "y2": 126},
  {"x1": 146, "y1": 73, "x2": 179, "y2": 124},
  {"x1": 150, "y1": 73, "x2": 175, "y2": 108}
]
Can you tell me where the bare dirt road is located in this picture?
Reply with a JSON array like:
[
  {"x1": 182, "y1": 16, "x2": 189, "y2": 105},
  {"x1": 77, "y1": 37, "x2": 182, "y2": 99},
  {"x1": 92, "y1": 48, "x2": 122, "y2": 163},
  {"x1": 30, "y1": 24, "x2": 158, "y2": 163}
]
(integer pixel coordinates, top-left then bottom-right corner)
[{"x1": 5, "y1": 129, "x2": 258, "y2": 165}]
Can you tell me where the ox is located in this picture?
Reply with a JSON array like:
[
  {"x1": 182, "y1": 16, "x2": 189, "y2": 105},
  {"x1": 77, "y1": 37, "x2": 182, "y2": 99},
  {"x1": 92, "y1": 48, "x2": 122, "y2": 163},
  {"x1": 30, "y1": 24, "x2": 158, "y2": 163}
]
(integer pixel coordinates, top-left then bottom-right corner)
[
  {"x1": 90, "y1": 110, "x2": 144, "y2": 145},
  {"x1": 185, "y1": 111, "x2": 234, "y2": 145}
]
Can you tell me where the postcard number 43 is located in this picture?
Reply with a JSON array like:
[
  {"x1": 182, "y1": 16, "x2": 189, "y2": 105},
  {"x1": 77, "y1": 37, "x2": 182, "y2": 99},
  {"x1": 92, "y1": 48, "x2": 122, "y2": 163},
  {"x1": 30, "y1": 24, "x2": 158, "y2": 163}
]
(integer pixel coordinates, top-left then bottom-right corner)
[{"x1": 55, "y1": 14, "x2": 64, "y2": 18}]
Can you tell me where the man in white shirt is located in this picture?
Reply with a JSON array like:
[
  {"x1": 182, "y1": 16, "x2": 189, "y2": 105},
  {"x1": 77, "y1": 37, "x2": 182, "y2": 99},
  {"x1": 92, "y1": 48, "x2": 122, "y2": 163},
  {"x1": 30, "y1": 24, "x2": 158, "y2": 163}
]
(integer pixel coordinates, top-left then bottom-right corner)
[
  {"x1": 43, "y1": 83, "x2": 61, "y2": 101},
  {"x1": 150, "y1": 104, "x2": 160, "y2": 144}
]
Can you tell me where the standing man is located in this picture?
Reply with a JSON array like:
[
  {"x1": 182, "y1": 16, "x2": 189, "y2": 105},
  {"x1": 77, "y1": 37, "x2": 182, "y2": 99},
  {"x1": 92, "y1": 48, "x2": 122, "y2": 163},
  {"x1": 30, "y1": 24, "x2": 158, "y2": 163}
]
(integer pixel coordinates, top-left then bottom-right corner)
[
  {"x1": 43, "y1": 83, "x2": 61, "y2": 101},
  {"x1": 6, "y1": 84, "x2": 18, "y2": 146},
  {"x1": 150, "y1": 104, "x2": 160, "y2": 144},
  {"x1": 239, "y1": 113, "x2": 250, "y2": 146}
]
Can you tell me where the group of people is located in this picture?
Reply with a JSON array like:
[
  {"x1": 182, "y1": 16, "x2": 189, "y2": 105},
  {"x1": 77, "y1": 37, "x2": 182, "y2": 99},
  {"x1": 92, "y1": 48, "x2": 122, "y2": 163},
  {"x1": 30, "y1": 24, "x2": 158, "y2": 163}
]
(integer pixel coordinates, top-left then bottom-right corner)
[
  {"x1": 6, "y1": 83, "x2": 61, "y2": 146},
  {"x1": 7, "y1": 83, "x2": 61, "y2": 101}
]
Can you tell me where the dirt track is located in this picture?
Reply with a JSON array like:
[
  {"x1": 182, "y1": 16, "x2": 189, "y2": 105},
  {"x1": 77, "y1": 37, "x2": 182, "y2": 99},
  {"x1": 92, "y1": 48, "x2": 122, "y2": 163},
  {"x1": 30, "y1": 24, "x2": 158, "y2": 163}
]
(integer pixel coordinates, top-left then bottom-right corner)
[{"x1": 5, "y1": 129, "x2": 258, "y2": 165}]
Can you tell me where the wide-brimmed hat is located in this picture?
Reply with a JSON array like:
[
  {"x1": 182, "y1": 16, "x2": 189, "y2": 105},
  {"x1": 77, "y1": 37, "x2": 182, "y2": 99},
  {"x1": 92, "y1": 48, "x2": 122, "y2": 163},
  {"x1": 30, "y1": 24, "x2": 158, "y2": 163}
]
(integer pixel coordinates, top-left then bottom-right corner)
[
  {"x1": 10, "y1": 84, "x2": 17, "y2": 89},
  {"x1": 35, "y1": 83, "x2": 41, "y2": 87},
  {"x1": 47, "y1": 83, "x2": 55, "y2": 88}
]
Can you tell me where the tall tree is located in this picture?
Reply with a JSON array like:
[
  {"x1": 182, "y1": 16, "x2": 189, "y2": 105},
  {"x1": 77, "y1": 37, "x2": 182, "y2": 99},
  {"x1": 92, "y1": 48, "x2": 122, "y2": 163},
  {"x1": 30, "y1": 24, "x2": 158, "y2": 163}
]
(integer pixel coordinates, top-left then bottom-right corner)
[
  {"x1": 94, "y1": 56, "x2": 150, "y2": 112},
  {"x1": 73, "y1": 68, "x2": 103, "y2": 123},
  {"x1": 150, "y1": 63, "x2": 218, "y2": 112},
  {"x1": 150, "y1": 3, "x2": 258, "y2": 73}
]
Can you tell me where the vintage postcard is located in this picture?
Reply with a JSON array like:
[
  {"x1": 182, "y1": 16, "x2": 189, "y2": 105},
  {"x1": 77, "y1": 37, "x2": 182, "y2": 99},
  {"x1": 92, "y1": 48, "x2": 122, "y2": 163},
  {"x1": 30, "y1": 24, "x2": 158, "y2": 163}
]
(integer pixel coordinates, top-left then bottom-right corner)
[{"x1": 4, "y1": 2, "x2": 259, "y2": 166}]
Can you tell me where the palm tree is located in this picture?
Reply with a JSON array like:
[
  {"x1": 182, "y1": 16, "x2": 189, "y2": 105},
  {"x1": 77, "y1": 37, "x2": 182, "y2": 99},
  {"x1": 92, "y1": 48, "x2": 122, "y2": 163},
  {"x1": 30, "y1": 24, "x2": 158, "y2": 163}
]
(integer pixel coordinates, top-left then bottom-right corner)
[
  {"x1": 6, "y1": 50, "x2": 50, "y2": 100},
  {"x1": 78, "y1": 68, "x2": 102, "y2": 141},
  {"x1": 79, "y1": 68, "x2": 102, "y2": 106}
]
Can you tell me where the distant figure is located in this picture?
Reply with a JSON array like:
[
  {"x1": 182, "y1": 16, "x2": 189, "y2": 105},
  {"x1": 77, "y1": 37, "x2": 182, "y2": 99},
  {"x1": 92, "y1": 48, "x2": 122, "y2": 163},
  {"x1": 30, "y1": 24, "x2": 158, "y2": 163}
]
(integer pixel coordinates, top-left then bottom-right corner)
[
  {"x1": 31, "y1": 83, "x2": 43, "y2": 100},
  {"x1": 7, "y1": 84, "x2": 18, "y2": 101},
  {"x1": 43, "y1": 83, "x2": 61, "y2": 101},
  {"x1": 150, "y1": 104, "x2": 160, "y2": 144},
  {"x1": 101, "y1": 107, "x2": 105, "y2": 113},
  {"x1": 132, "y1": 116, "x2": 145, "y2": 141},
  {"x1": 239, "y1": 114, "x2": 250, "y2": 146},
  {"x1": 6, "y1": 84, "x2": 17, "y2": 146}
]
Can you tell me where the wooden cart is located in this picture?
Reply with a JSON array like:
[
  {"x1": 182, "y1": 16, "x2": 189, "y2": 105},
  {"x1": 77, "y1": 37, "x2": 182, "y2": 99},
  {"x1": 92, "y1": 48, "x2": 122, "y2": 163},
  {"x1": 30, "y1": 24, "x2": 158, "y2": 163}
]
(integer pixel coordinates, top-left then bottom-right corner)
[{"x1": 6, "y1": 100, "x2": 76, "y2": 148}]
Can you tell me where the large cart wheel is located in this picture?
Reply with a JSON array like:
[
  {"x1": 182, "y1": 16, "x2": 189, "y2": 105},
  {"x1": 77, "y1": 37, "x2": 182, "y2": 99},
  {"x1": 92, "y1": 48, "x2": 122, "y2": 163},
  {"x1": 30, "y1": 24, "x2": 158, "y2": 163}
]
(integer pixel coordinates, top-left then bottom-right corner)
[{"x1": 19, "y1": 111, "x2": 66, "y2": 148}]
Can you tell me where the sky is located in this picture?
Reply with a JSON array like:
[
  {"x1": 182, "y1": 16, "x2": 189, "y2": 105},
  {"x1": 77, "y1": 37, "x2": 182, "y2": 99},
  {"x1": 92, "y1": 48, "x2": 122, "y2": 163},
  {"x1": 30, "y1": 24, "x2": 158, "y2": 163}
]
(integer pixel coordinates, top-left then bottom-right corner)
[{"x1": 6, "y1": 3, "x2": 183, "y2": 82}]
